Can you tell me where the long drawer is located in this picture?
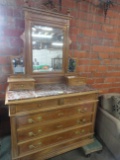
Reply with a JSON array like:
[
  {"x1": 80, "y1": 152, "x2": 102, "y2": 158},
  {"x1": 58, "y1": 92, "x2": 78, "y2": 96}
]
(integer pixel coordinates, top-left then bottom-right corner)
[
  {"x1": 18, "y1": 135, "x2": 93, "y2": 160},
  {"x1": 18, "y1": 125, "x2": 93, "y2": 155},
  {"x1": 17, "y1": 114, "x2": 92, "y2": 142},
  {"x1": 10, "y1": 93, "x2": 97, "y2": 115},
  {"x1": 16, "y1": 103, "x2": 94, "y2": 128}
]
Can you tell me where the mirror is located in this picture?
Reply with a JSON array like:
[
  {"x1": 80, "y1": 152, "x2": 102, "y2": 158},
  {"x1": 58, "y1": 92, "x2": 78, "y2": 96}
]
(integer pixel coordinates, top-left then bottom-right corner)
[
  {"x1": 10, "y1": 55, "x2": 25, "y2": 75},
  {"x1": 68, "y1": 57, "x2": 78, "y2": 73},
  {"x1": 24, "y1": 7, "x2": 71, "y2": 76},
  {"x1": 32, "y1": 25, "x2": 64, "y2": 72}
]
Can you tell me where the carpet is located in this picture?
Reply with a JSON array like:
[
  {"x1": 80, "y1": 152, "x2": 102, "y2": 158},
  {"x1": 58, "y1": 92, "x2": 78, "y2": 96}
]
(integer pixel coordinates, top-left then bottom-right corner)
[{"x1": 0, "y1": 135, "x2": 116, "y2": 160}]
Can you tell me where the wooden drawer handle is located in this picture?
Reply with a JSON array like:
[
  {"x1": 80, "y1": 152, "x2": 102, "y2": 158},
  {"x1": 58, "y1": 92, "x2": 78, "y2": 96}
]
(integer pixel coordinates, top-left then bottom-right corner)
[
  {"x1": 77, "y1": 118, "x2": 86, "y2": 124},
  {"x1": 28, "y1": 130, "x2": 42, "y2": 137},
  {"x1": 78, "y1": 108, "x2": 88, "y2": 113},
  {"x1": 20, "y1": 85, "x2": 24, "y2": 87},
  {"x1": 82, "y1": 118, "x2": 86, "y2": 122},
  {"x1": 28, "y1": 118, "x2": 34, "y2": 123},
  {"x1": 37, "y1": 116, "x2": 42, "y2": 121},
  {"x1": 28, "y1": 117, "x2": 42, "y2": 123},
  {"x1": 75, "y1": 129, "x2": 85, "y2": 135},
  {"x1": 56, "y1": 125, "x2": 63, "y2": 128},
  {"x1": 29, "y1": 142, "x2": 42, "y2": 149}
]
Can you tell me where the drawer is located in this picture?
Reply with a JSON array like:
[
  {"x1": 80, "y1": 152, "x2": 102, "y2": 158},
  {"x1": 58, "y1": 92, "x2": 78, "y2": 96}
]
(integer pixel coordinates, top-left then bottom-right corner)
[
  {"x1": 18, "y1": 125, "x2": 93, "y2": 154},
  {"x1": 13, "y1": 94, "x2": 97, "y2": 114},
  {"x1": 64, "y1": 94, "x2": 97, "y2": 105},
  {"x1": 16, "y1": 103, "x2": 94, "y2": 128},
  {"x1": 17, "y1": 114, "x2": 92, "y2": 142},
  {"x1": 19, "y1": 135, "x2": 93, "y2": 160},
  {"x1": 65, "y1": 76, "x2": 86, "y2": 86},
  {"x1": 15, "y1": 99, "x2": 58, "y2": 113},
  {"x1": 8, "y1": 77, "x2": 35, "y2": 91},
  {"x1": 9, "y1": 82, "x2": 34, "y2": 91}
]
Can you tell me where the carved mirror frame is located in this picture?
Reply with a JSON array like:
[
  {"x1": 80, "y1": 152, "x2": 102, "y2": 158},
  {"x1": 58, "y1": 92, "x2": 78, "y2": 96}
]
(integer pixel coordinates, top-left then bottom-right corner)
[{"x1": 23, "y1": 7, "x2": 71, "y2": 78}]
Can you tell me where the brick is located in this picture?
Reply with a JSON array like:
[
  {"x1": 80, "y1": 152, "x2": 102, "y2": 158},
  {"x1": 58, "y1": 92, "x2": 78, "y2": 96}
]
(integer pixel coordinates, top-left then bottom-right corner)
[
  {"x1": 2, "y1": 65, "x2": 11, "y2": 74},
  {"x1": 70, "y1": 27, "x2": 79, "y2": 35},
  {"x1": 102, "y1": 25, "x2": 114, "y2": 32},
  {"x1": 95, "y1": 78, "x2": 104, "y2": 83},
  {"x1": 3, "y1": 28, "x2": 23, "y2": 37},
  {"x1": 71, "y1": 10, "x2": 78, "y2": 19},
  {"x1": 81, "y1": 44, "x2": 90, "y2": 51},
  {"x1": 78, "y1": 65, "x2": 89, "y2": 72},
  {"x1": 93, "y1": 23, "x2": 102, "y2": 31},
  {"x1": 86, "y1": 78, "x2": 95, "y2": 84},
  {"x1": 15, "y1": 19, "x2": 25, "y2": 29},
  {"x1": 13, "y1": 8, "x2": 24, "y2": 18},
  {"x1": 0, "y1": 56, "x2": 9, "y2": 65},
  {"x1": 9, "y1": 38, "x2": 23, "y2": 48},
  {"x1": 78, "y1": 59, "x2": 90, "y2": 65},
  {"x1": 91, "y1": 38, "x2": 102, "y2": 45},
  {"x1": 78, "y1": 11, "x2": 88, "y2": 20},
  {"x1": 93, "y1": 46, "x2": 114, "y2": 53},
  {"x1": 98, "y1": 65, "x2": 107, "y2": 72},
  {"x1": 0, "y1": 92, "x2": 5, "y2": 100},
  {"x1": 104, "y1": 78, "x2": 116, "y2": 83},
  {"x1": 91, "y1": 59, "x2": 100, "y2": 65},
  {"x1": 99, "y1": 53, "x2": 109, "y2": 59},
  {"x1": 0, "y1": 47, "x2": 19, "y2": 56}
]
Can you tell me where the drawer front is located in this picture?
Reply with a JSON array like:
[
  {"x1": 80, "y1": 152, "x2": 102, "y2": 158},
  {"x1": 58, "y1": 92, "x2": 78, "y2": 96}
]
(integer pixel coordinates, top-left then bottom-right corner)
[
  {"x1": 9, "y1": 82, "x2": 34, "y2": 90},
  {"x1": 69, "y1": 78, "x2": 86, "y2": 86},
  {"x1": 17, "y1": 114, "x2": 92, "y2": 142},
  {"x1": 14, "y1": 94, "x2": 97, "y2": 114},
  {"x1": 18, "y1": 125, "x2": 93, "y2": 154},
  {"x1": 16, "y1": 99, "x2": 58, "y2": 113},
  {"x1": 19, "y1": 135, "x2": 93, "y2": 160},
  {"x1": 64, "y1": 94, "x2": 96, "y2": 105},
  {"x1": 16, "y1": 103, "x2": 94, "y2": 128}
]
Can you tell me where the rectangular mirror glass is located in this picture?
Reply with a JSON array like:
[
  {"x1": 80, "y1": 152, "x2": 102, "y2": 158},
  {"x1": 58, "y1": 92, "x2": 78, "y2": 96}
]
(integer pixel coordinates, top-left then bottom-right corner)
[{"x1": 32, "y1": 25, "x2": 64, "y2": 73}]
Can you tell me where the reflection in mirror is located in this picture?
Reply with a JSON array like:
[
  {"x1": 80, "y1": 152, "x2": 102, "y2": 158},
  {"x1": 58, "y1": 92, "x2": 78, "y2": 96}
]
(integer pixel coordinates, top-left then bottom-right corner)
[{"x1": 32, "y1": 25, "x2": 64, "y2": 72}]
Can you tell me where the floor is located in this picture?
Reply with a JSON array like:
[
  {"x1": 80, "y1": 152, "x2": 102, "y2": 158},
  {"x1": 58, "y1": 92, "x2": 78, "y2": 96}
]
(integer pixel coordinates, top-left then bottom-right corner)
[{"x1": 0, "y1": 135, "x2": 116, "y2": 160}]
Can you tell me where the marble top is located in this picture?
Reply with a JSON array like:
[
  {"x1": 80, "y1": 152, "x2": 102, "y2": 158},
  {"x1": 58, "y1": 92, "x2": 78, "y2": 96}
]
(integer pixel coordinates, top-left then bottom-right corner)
[{"x1": 7, "y1": 83, "x2": 96, "y2": 101}]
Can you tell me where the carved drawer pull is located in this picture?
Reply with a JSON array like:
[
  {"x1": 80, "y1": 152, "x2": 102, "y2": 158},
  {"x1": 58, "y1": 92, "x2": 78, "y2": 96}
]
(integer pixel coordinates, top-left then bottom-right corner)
[
  {"x1": 78, "y1": 109, "x2": 81, "y2": 112},
  {"x1": 84, "y1": 108, "x2": 87, "y2": 111},
  {"x1": 77, "y1": 119, "x2": 86, "y2": 124},
  {"x1": 75, "y1": 129, "x2": 85, "y2": 135},
  {"x1": 29, "y1": 142, "x2": 42, "y2": 149},
  {"x1": 78, "y1": 108, "x2": 88, "y2": 113},
  {"x1": 82, "y1": 118, "x2": 86, "y2": 122},
  {"x1": 58, "y1": 112, "x2": 64, "y2": 116},
  {"x1": 57, "y1": 125, "x2": 63, "y2": 128},
  {"x1": 28, "y1": 129, "x2": 42, "y2": 137},
  {"x1": 28, "y1": 118, "x2": 34, "y2": 123},
  {"x1": 20, "y1": 85, "x2": 24, "y2": 87},
  {"x1": 37, "y1": 116, "x2": 42, "y2": 121}
]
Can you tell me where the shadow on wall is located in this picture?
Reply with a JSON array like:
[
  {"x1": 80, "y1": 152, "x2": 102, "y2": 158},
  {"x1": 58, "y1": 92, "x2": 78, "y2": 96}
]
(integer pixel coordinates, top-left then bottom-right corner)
[{"x1": 0, "y1": 101, "x2": 10, "y2": 137}]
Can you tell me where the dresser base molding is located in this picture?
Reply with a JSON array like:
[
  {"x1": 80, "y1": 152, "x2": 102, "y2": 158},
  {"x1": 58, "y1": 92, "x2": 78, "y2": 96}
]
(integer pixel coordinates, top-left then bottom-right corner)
[{"x1": 13, "y1": 136, "x2": 94, "y2": 160}]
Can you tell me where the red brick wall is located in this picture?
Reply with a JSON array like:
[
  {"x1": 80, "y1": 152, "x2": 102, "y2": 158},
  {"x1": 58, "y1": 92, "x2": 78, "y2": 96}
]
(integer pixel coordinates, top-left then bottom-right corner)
[{"x1": 0, "y1": 0, "x2": 120, "y2": 100}]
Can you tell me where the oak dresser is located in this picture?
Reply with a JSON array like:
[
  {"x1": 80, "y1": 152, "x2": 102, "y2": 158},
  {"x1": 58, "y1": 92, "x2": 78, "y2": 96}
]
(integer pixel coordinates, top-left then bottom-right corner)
[{"x1": 5, "y1": 82, "x2": 99, "y2": 160}]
